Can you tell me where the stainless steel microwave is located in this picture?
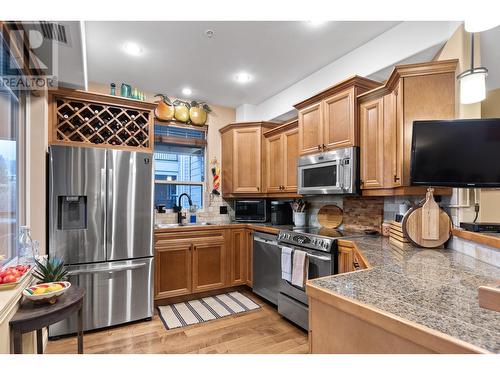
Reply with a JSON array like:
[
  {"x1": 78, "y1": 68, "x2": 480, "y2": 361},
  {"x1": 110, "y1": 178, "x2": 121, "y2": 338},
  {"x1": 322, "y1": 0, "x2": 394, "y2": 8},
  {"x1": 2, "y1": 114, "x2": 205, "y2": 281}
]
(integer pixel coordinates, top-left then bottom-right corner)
[
  {"x1": 234, "y1": 199, "x2": 270, "y2": 222},
  {"x1": 297, "y1": 146, "x2": 358, "y2": 195}
]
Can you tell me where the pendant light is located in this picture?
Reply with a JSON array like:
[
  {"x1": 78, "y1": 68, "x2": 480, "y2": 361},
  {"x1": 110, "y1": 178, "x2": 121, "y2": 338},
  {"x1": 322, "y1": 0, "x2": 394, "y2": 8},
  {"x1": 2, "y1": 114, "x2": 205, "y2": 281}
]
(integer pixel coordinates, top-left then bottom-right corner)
[{"x1": 457, "y1": 32, "x2": 488, "y2": 104}]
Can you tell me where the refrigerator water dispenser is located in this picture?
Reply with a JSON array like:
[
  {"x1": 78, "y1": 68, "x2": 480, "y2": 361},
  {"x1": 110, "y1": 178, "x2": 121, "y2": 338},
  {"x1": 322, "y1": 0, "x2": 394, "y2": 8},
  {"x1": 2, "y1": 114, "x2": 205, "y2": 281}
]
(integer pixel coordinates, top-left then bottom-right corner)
[{"x1": 57, "y1": 196, "x2": 87, "y2": 230}]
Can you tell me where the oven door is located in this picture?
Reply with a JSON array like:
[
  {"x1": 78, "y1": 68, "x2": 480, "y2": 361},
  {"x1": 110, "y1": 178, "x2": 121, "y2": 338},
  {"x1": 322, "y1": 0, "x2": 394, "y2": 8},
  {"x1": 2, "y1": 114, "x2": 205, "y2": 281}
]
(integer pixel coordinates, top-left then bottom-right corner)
[
  {"x1": 279, "y1": 247, "x2": 334, "y2": 305},
  {"x1": 297, "y1": 160, "x2": 342, "y2": 195}
]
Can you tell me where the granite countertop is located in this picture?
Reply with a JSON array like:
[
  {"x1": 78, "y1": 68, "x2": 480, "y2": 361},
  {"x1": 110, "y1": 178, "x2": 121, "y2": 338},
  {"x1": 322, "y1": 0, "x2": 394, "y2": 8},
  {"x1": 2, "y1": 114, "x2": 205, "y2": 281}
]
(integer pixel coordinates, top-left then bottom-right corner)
[{"x1": 309, "y1": 236, "x2": 500, "y2": 353}]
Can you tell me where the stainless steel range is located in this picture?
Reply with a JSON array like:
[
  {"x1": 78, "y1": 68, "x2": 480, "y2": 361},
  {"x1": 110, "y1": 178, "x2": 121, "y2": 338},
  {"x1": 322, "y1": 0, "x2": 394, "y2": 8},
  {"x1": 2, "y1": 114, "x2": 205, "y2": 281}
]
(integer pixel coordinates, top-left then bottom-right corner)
[{"x1": 276, "y1": 228, "x2": 342, "y2": 330}]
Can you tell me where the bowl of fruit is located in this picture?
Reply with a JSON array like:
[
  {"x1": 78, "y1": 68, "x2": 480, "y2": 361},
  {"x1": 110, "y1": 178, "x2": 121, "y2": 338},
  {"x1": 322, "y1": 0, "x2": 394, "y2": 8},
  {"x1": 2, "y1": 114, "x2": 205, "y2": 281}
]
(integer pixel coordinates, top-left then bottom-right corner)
[
  {"x1": 23, "y1": 281, "x2": 71, "y2": 304},
  {"x1": 0, "y1": 265, "x2": 31, "y2": 289}
]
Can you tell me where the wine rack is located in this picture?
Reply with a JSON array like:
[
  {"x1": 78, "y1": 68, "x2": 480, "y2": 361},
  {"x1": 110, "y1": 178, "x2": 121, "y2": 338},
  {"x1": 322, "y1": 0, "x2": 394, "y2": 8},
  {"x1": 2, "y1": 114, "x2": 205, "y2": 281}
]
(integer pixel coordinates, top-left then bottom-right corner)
[{"x1": 49, "y1": 89, "x2": 156, "y2": 152}]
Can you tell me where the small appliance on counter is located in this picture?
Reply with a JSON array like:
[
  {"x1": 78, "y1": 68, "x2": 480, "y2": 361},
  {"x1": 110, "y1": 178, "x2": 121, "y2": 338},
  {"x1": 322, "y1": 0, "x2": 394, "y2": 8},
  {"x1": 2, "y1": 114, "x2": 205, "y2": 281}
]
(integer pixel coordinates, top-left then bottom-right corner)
[
  {"x1": 271, "y1": 201, "x2": 293, "y2": 225},
  {"x1": 234, "y1": 199, "x2": 270, "y2": 222}
]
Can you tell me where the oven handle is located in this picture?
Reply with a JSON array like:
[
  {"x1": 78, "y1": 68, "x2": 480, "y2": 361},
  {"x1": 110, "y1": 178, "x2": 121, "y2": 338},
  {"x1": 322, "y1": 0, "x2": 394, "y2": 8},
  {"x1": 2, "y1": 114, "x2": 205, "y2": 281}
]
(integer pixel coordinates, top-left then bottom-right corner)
[
  {"x1": 306, "y1": 253, "x2": 331, "y2": 261},
  {"x1": 278, "y1": 245, "x2": 331, "y2": 261}
]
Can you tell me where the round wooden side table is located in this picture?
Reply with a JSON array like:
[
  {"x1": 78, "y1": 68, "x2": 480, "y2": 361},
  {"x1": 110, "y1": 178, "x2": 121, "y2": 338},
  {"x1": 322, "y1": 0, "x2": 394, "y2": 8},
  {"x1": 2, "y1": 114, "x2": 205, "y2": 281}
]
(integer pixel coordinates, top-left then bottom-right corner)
[{"x1": 9, "y1": 285, "x2": 85, "y2": 354}]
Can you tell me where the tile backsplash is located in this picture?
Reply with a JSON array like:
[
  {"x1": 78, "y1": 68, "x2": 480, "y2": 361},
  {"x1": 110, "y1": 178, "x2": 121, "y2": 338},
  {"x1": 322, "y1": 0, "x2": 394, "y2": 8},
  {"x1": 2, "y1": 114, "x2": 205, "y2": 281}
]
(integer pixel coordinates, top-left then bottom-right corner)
[
  {"x1": 155, "y1": 192, "x2": 232, "y2": 225},
  {"x1": 342, "y1": 196, "x2": 384, "y2": 231}
]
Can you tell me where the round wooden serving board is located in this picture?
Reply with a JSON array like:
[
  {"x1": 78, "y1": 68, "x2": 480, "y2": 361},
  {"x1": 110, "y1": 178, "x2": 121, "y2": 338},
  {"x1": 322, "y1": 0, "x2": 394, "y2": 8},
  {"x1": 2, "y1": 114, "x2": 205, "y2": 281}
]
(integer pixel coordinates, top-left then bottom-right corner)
[
  {"x1": 317, "y1": 205, "x2": 343, "y2": 229},
  {"x1": 402, "y1": 206, "x2": 452, "y2": 248}
]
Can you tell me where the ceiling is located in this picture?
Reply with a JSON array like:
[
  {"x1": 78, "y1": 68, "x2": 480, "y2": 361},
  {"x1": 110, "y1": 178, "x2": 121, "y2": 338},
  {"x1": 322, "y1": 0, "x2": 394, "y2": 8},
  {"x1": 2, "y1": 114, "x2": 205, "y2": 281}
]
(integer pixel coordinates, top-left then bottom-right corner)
[{"x1": 85, "y1": 21, "x2": 400, "y2": 108}]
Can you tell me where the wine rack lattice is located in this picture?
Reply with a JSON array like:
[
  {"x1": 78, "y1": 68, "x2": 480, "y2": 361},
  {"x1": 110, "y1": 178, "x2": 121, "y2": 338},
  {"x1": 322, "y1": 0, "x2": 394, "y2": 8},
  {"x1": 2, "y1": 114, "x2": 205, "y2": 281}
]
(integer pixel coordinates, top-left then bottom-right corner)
[{"x1": 53, "y1": 97, "x2": 152, "y2": 150}]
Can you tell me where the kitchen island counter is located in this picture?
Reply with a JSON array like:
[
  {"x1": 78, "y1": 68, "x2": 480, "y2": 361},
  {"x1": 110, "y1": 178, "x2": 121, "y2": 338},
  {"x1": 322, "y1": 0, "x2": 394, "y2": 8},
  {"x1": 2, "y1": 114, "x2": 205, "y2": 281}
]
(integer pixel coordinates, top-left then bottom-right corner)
[{"x1": 307, "y1": 236, "x2": 500, "y2": 354}]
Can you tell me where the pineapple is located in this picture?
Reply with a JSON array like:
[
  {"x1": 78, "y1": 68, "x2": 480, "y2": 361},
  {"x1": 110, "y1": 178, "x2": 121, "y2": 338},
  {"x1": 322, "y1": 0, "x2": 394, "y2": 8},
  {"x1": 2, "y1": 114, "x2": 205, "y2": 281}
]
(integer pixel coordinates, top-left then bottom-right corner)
[{"x1": 33, "y1": 257, "x2": 68, "y2": 283}]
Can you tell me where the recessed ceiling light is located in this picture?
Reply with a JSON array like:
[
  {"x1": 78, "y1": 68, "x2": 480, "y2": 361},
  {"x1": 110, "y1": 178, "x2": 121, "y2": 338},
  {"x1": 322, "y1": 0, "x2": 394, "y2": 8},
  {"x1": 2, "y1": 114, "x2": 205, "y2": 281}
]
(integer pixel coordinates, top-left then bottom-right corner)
[
  {"x1": 182, "y1": 87, "x2": 192, "y2": 96},
  {"x1": 205, "y1": 29, "x2": 215, "y2": 38},
  {"x1": 123, "y1": 42, "x2": 143, "y2": 56},
  {"x1": 307, "y1": 20, "x2": 326, "y2": 27},
  {"x1": 235, "y1": 72, "x2": 252, "y2": 84}
]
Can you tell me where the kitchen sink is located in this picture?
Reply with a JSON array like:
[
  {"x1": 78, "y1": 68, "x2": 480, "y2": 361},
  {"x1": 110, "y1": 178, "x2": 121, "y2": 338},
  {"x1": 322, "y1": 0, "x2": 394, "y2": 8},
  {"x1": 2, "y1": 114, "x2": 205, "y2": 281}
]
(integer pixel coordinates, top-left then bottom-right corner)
[{"x1": 155, "y1": 222, "x2": 214, "y2": 229}]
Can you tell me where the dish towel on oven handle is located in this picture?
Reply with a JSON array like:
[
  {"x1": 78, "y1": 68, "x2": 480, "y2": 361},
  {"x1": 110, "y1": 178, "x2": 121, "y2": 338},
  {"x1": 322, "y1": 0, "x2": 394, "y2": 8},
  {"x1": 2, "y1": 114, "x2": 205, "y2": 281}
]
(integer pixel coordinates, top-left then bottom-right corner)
[
  {"x1": 291, "y1": 249, "x2": 309, "y2": 288},
  {"x1": 281, "y1": 246, "x2": 293, "y2": 282}
]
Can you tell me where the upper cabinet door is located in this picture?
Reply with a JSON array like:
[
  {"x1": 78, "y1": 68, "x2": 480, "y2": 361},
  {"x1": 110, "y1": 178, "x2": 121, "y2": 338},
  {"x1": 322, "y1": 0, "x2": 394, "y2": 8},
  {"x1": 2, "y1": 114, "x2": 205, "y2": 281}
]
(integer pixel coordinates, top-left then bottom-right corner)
[
  {"x1": 322, "y1": 88, "x2": 355, "y2": 150},
  {"x1": 265, "y1": 133, "x2": 284, "y2": 193},
  {"x1": 283, "y1": 127, "x2": 299, "y2": 192},
  {"x1": 298, "y1": 102, "x2": 322, "y2": 155},
  {"x1": 360, "y1": 97, "x2": 384, "y2": 189},
  {"x1": 233, "y1": 126, "x2": 262, "y2": 193}
]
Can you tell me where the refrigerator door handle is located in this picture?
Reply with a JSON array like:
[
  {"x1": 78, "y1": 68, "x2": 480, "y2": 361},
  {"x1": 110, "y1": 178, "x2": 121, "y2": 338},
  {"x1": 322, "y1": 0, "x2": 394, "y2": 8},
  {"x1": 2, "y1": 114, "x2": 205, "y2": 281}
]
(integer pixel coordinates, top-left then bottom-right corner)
[
  {"x1": 68, "y1": 263, "x2": 148, "y2": 275},
  {"x1": 107, "y1": 168, "x2": 114, "y2": 252},
  {"x1": 100, "y1": 168, "x2": 107, "y2": 253}
]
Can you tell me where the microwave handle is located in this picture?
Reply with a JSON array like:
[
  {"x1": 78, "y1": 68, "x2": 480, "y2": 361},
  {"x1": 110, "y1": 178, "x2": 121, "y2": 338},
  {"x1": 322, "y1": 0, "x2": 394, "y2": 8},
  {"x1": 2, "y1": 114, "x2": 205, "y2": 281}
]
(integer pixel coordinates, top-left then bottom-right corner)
[{"x1": 340, "y1": 158, "x2": 351, "y2": 191}]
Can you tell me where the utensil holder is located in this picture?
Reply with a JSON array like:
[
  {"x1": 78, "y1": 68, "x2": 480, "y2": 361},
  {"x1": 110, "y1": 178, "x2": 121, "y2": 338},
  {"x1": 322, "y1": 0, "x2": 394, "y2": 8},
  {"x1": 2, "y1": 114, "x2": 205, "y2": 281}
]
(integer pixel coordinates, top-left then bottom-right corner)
[{"x1": 294, "y1": 212, "x2": 306, "y2": 227}]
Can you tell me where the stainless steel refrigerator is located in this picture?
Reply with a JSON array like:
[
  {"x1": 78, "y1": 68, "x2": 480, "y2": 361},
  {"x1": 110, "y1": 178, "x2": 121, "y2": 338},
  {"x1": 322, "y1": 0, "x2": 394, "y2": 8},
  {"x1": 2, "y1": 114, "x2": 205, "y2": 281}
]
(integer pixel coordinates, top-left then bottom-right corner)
[{"x1": 48, "y1": 145, "x2": 154, "y2": 337}]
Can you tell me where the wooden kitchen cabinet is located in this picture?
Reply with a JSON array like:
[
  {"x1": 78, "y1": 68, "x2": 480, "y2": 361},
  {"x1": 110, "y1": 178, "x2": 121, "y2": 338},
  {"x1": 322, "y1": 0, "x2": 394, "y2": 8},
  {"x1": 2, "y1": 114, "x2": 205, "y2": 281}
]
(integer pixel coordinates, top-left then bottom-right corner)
[
  {"x1": 360, "y1": 97, "x2": 384, "y2": 189},
  {"x1": 358, "y1": 60, "x2": 457, "y2": 196},
  {"x1": 48, "y1": 88, "x2": 155, "y2": 152},
  {"x1": 192, "y1": 239, "x2": 226, "y2": 293},
  {"x1": 154, "y1": 229, "x2": 226, "y2": 300},
  {"x1": 322, "y1": 88, "x2": 355, "y2": 149},
  {"x1": 245, "y1": 229, "x2": 254, "y2": 286},
  {"x1": 294, "y1": 77, "x2": 381, "y2": 156},
  {"x1": 155, "y1": 242, "x2": 192, "y2": 299},
  {"x1": 338, "y1": 240, "x2": 368, "y2": 274},
  {"x1": 229, "y1": 229, "x2": 247, "y2": 286},
  {"x1": 220, "y1": 121, "x2": 278, "y2": 197},
  {"x1": 298, "y1": 102, "x2": 323, "y2": 155},
  {"x1": 263, "y1": 120, "x2": 299, "y2": 193},
  {"x1": 338, "y1": 241, "x2": 355, "y2": 274}
]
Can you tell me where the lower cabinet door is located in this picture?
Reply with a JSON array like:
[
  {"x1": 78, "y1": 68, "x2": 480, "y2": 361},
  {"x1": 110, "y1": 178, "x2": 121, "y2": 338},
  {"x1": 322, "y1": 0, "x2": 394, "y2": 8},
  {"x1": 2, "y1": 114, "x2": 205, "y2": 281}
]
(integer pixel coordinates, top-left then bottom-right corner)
[
  {"x1": 338, "y1": 245, "x2": 354, "y2": 274},
  {"x1": 230, "y1": 229, "x2": 247, "y2": 286},
  {"x1": 246, "y1": 230, "x2": 253, "y2": 286},
  {"x1": 192, "y1": 240, "x2": 226, "y2": 293},
  {"x1": 155, "y1": 243, "x2": 192, "y2": 299}
]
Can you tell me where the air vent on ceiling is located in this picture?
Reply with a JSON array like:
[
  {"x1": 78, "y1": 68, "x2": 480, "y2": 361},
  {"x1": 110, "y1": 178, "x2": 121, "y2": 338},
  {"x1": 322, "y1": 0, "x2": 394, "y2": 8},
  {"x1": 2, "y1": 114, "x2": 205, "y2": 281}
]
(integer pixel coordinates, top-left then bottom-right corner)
[{"x1": 40, "y1": 22, "x2": 68, "y2": 44}]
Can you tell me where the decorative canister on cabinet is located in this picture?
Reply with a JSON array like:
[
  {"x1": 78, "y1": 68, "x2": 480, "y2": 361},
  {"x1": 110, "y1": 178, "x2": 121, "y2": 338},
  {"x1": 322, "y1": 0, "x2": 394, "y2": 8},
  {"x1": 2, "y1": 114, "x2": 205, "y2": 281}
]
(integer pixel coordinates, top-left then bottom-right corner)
[
  {"x1": 189, "y1": 101, "x2": 212, "y2": 126},
  {"x1": 173, "y1": 100, "x2": 190, "y2": 123},
  {"x1": 154, "y1": 94, "x2": 175, "y2": 121}
]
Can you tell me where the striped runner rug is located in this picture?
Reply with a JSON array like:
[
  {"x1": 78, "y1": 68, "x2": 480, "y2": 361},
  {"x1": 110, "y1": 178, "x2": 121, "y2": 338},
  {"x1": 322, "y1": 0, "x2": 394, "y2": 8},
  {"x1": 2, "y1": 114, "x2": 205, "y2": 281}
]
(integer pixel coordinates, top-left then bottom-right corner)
[{"x1": 157, "y1": 291, "x2": 260, "y2": 330}]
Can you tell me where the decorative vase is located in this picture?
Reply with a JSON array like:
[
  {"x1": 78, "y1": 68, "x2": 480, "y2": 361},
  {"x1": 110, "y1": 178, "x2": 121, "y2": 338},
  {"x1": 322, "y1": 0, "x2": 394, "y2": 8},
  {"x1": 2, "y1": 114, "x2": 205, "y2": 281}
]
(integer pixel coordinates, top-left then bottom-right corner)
[
  {"x1": 155, "y1": 100, "x2": 175, "y2": 121},
  {"x1": 174, "y1": 105, "x2": 190, "y2": 123},
  {"x1": 189, "y1": 107, "x2": 207, "y2": 125},
  {"x1": 120, "y1": 83, "x2": 131, "y2": 98}
]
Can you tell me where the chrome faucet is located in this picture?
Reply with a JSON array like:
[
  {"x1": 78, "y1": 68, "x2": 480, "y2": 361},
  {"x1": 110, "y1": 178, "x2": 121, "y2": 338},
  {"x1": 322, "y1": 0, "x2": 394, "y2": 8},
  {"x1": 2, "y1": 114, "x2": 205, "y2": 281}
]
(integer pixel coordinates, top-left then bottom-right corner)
[{"x1": 173, "y1": 193, "x2": 193, "y2": 224}]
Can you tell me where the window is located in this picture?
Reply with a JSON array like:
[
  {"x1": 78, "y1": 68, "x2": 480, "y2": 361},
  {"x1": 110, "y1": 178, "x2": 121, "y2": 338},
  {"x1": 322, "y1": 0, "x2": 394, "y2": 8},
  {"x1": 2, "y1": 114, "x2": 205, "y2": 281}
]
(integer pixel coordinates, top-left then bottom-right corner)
[
  {"x1": 0, "y1": 32, "x2": 27, "y2": 266},
  {"x1": 154, "y1": 125, "x2": 206, "y2": 210}
]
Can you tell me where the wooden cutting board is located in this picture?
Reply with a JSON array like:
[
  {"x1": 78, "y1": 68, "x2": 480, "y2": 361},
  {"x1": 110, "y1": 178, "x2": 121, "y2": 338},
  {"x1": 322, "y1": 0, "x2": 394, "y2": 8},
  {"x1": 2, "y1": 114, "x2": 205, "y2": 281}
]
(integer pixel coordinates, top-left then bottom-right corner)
[
  {"x1": 421, "y1": 188, "x2": 440, "y2": 240},
  {"x1": 317, "y1": 205, "x2": 343, "y2": 229},
  {"x1": 402, "y1": 206, "x2": 451, "y2": 248}
]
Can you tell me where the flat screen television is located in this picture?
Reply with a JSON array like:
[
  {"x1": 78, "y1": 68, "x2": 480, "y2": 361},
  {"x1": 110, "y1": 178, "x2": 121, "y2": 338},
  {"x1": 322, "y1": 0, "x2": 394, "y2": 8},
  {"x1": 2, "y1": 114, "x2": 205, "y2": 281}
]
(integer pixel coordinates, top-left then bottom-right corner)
[{"x1": 410, "y1": 119, "x2": 500, "y2": 187}]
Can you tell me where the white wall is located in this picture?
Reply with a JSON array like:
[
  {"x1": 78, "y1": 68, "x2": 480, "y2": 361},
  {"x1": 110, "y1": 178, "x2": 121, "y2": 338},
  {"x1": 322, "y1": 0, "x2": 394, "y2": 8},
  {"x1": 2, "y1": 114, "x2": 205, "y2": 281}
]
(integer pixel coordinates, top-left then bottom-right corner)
[{"x1": 236, "y1": 21, "x2": 461, "y2": 122}]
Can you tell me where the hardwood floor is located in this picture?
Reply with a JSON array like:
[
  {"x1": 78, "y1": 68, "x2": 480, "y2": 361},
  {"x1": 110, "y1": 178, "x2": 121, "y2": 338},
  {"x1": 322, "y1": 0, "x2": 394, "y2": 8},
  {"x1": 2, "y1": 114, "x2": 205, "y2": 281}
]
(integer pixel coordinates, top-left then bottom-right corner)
[{"x1": 45, "y1": 292, "x2": 308, "y2": 354}]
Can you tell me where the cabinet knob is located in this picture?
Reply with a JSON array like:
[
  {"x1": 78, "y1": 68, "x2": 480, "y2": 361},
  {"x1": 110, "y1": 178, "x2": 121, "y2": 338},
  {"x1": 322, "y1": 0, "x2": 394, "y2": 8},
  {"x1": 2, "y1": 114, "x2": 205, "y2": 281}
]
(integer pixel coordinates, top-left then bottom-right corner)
[
  {"x1": 317, "y1": 145, "x2": 321, "y2": 150},
  {"x1": 394, "y1": 175, "x2": 400, "y2": 182}
]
